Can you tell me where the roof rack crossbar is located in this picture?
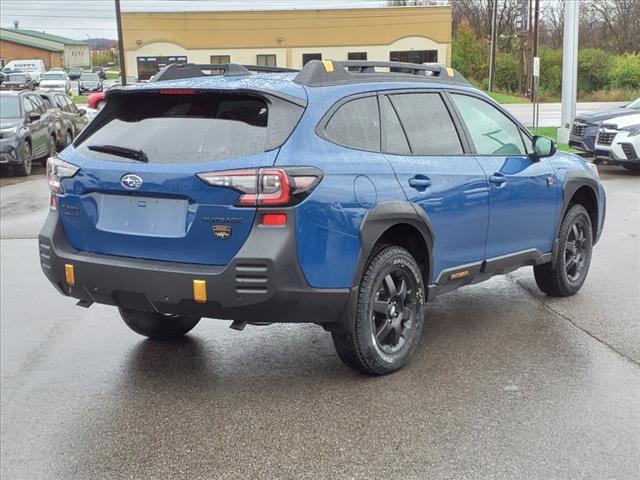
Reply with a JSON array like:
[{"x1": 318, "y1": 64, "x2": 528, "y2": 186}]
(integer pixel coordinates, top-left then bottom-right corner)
[
  {"x1": 294, "y1": 60, "x2": 470, "y2": 87},
  {"x1": 150, "y1": 63, "x2": 299, "y2": 82}
]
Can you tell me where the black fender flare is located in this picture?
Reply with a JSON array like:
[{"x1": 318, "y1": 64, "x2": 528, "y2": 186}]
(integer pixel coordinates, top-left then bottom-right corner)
[
  {"x1": 352, "y1": 200, "x2": 435, "y2": 288},
  {"x1": 334, "y1": 201, "x2": 435, "y2": 332},
  {"x1": 551, "y1": 171, "x2": 601, "y2": 265}
]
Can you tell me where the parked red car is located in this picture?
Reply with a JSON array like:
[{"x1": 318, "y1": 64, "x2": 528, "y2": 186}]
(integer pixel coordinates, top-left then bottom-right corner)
[{"x1": 87, "y1": 81, "x2": 142, "y2": 110}]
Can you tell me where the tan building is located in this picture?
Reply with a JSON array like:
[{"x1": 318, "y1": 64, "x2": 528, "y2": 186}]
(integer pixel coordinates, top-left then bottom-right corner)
[{"x1": 122, "y1": 6, "x2": 453, "y2": 80}]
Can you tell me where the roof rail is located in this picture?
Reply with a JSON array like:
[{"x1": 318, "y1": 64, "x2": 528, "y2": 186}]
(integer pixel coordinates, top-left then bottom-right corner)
[
  {"x1": 150, "y1": 63, "x2": 299, "y2": 82},
  {"x1": 294, "y1": 60, "x2": 471, "y2": 87}
]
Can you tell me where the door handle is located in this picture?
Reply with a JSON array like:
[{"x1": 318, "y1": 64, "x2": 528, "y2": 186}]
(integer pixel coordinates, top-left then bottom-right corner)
[
  {"x1": 489, "y1": 172, "x2": 507, "y2": 186},
  {"x1": 408, "y1": 176, "x2": 432, "y2": 190}
]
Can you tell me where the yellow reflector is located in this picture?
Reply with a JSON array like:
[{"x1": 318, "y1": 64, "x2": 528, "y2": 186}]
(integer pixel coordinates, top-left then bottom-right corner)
[
  {"x1": 446, "y1": 67, "x2": 454, "y2": 77},
  {"x1": 323, "y1": 60, "x2": 334, "y2": 73},
  {"x1": 65, "y1": 264, "x2": 75, "y2": 285},
  {"x1": 193, "y1": 280, "x2": 207, "y2": 304}
]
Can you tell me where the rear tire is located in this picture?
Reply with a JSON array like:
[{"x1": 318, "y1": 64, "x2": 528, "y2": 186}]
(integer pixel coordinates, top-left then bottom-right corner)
[
  {"x1": 332, "y1": 246, "x2": 425, "y2": 375},
  {"x1": 119, "y1": 308, "x2": 201, "y2": 340},
  {"x1": 533, "y1": 204, "x2": 593, "y2": 297}
]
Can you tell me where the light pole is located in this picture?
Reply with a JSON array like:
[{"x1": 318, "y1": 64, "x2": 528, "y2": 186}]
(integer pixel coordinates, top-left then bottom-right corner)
[
  {"x1": 115, "y1": 0, "x2": 127, "y2": 85},
  {"x1": 558, "y1": 0, "x2": 579, "y2": 144}
]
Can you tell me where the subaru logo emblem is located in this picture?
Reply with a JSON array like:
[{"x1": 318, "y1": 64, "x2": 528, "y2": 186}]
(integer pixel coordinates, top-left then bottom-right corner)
[{"x1": 121, "y1": 174, "x2": 143, "y2": 190}]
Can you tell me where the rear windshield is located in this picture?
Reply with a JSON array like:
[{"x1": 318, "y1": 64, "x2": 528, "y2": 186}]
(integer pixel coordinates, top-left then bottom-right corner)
[{"x1": 77, "y1": 91, "x2": 304, "y2": 164}]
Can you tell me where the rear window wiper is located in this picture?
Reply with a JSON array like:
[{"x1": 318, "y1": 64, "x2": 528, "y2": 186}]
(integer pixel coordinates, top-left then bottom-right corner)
[{"x1": 87, "y1": 144, "x2": 149, "y2": 163}]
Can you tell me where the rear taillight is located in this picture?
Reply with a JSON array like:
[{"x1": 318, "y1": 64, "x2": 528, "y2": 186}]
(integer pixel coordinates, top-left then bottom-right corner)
[
  {"x1": 197, "y1": 167, "x2": 322, "y2": 207},
  {"x1": 47, "y1": 156, "x2": 79, "y2": 195}
]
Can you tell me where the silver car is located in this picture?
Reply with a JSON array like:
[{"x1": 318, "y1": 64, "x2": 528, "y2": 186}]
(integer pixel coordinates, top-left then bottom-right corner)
[{"x1": 39, "y1": 71, "x2": 71, "y2": 93}]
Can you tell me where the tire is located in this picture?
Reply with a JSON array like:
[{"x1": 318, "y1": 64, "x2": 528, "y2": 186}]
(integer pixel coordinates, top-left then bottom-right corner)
[
  {"x1": 622, "y1": 164, "x2": 640, "y2": 173},
  {"x1": 534, "y1": 204, "x2": 593, "y2": 297},
  {"x1": 119, "y1": 308, "x2": 201, "y2": 340},
  {"x1": 332, "y1": 246, "x2": 426, "y2": 375},
  {"x1": 14, "y1": 141, "x2": 33, "y2": 176},
  {"x1": 64, "y1": 130, "x2": 73, "y2": 149}
]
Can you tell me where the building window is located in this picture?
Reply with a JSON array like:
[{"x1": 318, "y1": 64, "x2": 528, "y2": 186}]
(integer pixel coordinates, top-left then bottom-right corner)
[
  {"x1": 390, "y1": 50, "x2": 438, "y2": 65},
  {"x1": 302, "y1": 53, "x2": 322, "y2": 66},
  {"x1": 137, "y1": 56, "x2": 188, "y2": 80},
  {"x1": 210, "y1": 55, "x2": 231, "y2": 64},
  {"x1": 256, "y1": 54, "x2": 277, "y2": 67},
  {"x1": 348, "y1": 52, "x2": 367, "y2": 61}
]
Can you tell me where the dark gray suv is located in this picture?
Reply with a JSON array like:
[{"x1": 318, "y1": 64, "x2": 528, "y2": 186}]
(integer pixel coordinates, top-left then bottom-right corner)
[{"x1": 0, "y1": 91, "x2": 57, "y2": 176}]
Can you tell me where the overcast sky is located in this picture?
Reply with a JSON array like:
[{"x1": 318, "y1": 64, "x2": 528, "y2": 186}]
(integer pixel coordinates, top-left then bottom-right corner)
[{"x1": 0, "y1": 0, "x2": 402, "y2": 40}]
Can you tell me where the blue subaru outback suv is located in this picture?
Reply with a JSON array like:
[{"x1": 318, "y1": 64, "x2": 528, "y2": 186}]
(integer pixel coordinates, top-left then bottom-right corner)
[{"x1": 40, "y1": 61, "x2": 605, "y2": 374}]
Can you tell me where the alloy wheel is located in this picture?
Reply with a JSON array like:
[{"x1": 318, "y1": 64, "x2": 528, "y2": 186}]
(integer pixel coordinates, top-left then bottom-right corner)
[
  {"x1": 565, "y1": 219, "x2": 588, "y2": 282},
  {"x1": 371, "y1": 267, "x2": 418, "y2": 355}
]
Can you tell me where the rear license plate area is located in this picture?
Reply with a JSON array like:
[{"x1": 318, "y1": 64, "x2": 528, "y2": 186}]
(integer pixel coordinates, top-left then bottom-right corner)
[{"x1": 96, "y1": 194, "x2": 188, "y2": 237}]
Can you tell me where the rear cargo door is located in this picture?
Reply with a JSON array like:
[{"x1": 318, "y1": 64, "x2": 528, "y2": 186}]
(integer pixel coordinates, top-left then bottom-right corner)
[{"x1": 58, "y1": 89, "x2": 303, "y2": 265}]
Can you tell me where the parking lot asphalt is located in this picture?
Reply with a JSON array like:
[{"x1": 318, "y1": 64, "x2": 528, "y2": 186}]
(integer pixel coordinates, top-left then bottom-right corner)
[{"x1": 1, "y1": 165, "x2": 639, "y2": 479}]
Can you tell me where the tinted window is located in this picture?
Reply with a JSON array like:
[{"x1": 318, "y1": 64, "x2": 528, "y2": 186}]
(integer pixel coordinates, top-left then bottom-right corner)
[
  {"x1": 66, "y1": 96, "x2": 78, "y2": 113},
  {"x1": 388, "y1": 93, "x2": 462, "y2": 155},
  {"x1": 380, "y1": 95, "x2": 410, "y2": 155},
  {"x1": 55, "y1": 95, "x2": 67, "y2": 110},
  {"x1": 451, "y1": 94, "x2": 526, "y2": 155},
  {"x1": 78, "y1": 92, "x2": 302, "y2": 164},
  {"x1": 31, "y1": 95, "x2": 47, "y2": 113},
  {"x1": 324, "y1": 96, "x2": 380, "y2": 152}
]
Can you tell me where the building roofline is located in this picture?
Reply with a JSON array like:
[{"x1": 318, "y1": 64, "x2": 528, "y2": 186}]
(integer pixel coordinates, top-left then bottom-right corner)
[
  {"x1": 122, "y1": 5, "x2": 451, "y2": 15},
  {"x1": 0, "y1": 28, "x2": 88, "y2": 46},
  {"x1": 0, "y1": 35, "x2": 61, "y2": 52}
]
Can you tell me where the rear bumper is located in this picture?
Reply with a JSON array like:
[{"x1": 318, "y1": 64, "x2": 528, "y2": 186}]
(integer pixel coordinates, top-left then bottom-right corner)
[{"x1": 39, "y1": 210, "x2": 350, "y2": 326}]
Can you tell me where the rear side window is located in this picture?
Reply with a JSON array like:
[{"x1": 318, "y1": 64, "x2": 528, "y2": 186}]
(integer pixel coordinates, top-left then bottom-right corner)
[
  {"x1": 388, "y1": 93, "x2": 463, "y2": 155},
  {"x1": 380, "y1": 95, "x2": 410, "y2": 155},
  {"x1": 77, "y1": 91, "x2": 303, "y2": 164},
  {"x1": 323, "y1": 96, "x2": 380, "y2": 151}
]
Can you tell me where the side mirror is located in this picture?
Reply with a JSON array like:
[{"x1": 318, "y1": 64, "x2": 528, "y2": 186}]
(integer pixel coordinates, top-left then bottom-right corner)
[
  {"x1": 78, "y1": 108, "x2": 87, "y2": 116},
  {"x1": 531, "y1": 135, "x2": 556, "y2": 160},
  {"x1": 28, "y1": 112, "x2": 41, "y2": 121}
]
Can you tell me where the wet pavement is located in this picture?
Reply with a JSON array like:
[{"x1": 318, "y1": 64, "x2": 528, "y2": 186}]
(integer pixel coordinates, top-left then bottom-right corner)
[{"x1": 1, "y1": 165, "x2": 639, "y2": 479}]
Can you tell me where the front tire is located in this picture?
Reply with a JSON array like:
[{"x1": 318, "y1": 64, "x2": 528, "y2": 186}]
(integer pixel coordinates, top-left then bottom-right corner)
[
  {"x1": 14, "y1": 141, "x2": 33, "y2": 176},
  {"x1": 119, "y1": 308, "x2": 201, "y2": 340},
  {"x1": 534, "y1": 204, "x2": 593, "y2": 297},
  {"x1": 332, "y1": 246, "x2": 425, "y2": 375}
]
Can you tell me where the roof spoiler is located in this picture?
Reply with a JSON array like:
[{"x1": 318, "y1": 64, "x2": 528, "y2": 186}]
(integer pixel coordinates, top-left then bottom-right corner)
[
  {"x1": 293, "y1": 60, "x2": 471, "y2": 87},
  {"x1": 150, "y1": 63, "x2": 299, "y2": 82}
]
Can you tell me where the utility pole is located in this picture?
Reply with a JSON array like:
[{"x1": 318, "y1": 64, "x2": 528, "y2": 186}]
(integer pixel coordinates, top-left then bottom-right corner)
[
  {"x1": 529, "y1": 0, "x2": 539, "y2": 101},
  {"x1": 488, "y1": 0, "x2": 498, "y2": 92},
  {"x1": 558, "y1": 0, "x2": 579, "y2": 144},
  {"x1": 115, "y1": 0, "x2": 127, "y2": 85}
]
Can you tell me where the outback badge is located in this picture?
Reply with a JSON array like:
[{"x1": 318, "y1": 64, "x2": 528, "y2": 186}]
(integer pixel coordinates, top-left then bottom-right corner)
[{"x1": 212, "y1": 225, "x2": 232, "y2": 240}]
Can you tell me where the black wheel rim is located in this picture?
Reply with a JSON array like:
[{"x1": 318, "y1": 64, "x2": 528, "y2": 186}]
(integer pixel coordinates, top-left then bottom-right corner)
[
  {"x1": 565, "y1": 219, "x2": 588, "y2": 282},
  {"x1": 371, "y1": 267, "x2": 418, "y2": 355}
]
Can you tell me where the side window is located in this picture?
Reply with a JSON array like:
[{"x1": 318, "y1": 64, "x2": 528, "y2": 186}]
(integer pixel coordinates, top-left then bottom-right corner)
[
  {"x1": 324, "y1": 96, "x2": 380, "y2": 152},
  {"x1": 451, "y1": 94, "x2": 527, "y2": 155},
  {"x1": 388, "y1": 93, "x2": 463, "y2": 155},
  {"x1": 65, "y1": 96, "x2": 79, "y2": 113},
  {"x1": 23, "y1": 97, "x2": 35, "y2": 116},
  {"x1": 55, "y1": 95, "x2": 67, "y2": 110},
  {"x1": 380, "y1": 95, "x2": 410, "y2": 155},
  {"x1": 31, "y1": 95, "x2": 47, "y2": 114}
]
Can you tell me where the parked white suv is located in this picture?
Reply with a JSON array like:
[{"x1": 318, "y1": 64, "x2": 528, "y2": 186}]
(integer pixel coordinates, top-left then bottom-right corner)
[
  {"x1": 595, "y1": 113, "x2": 640, "y2": 172},
  {"x1": 38, "y1": 71, "x2": 71, "y2": 93}
]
